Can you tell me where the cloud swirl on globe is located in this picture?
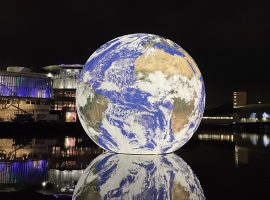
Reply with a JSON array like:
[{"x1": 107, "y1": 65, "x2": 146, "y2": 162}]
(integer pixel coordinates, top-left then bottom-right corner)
[{"x1": 76, "y1": 33, "x2": 205, "y2": 154}]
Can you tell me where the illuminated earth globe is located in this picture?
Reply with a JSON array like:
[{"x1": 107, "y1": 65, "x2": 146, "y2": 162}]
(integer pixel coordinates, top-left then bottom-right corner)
[{"x1": 76, "y1": 33, "x2": 205, "y2": 154}]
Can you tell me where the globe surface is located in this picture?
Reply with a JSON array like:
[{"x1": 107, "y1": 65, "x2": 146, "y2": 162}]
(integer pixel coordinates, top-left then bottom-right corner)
[
  {"x1": 72, "y1": 153, "x2": 205, "y2": 200},
  {"x1": 76, "y1": 33, "x2": 205, "y2": 154}
]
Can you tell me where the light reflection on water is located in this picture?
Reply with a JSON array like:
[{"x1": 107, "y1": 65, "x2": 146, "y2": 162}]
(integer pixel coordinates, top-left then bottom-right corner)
[
  {"x1": 0, "y1": 136, "x2": 103, "y2": 197},
  {"x1": 0, "y1": 160, "x2": 46, "y2": 184},
  {"x1": 197, "y1": 132, "x2": 270, "y2": 167},
  {"x1": 44, "y1": 169, "x2": 84, "y2": 194},
  {"x1": 0, "y1": 132, "x2": 269, "y2": 198},
  {"x1": 197, "y1": 132, "x2": 270, "y2": 148},
  {"x1": 198, "y1": 133, "x2": 234, "y2": 142},
  {"x1": 0, "y1": 136, "x2": 104, "y2": 161}
]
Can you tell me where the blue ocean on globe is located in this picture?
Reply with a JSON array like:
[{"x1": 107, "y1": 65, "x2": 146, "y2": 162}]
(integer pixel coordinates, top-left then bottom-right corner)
[
  {"x1": 72, "y1": 152, "x2": 205, "y2": 200},
  {"x1": 76, "y1": 33, "x2": 205, "y2": 154}
]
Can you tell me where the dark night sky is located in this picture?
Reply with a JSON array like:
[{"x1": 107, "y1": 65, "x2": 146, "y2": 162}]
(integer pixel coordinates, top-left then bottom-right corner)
[{"x1": 0, "y1": 0, "x2": 269, "y2": 109}]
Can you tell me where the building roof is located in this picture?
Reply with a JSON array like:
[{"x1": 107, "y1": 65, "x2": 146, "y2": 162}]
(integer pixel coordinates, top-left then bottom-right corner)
[
  {"x1": 7, "y1": 66, "x2": 32, "y2": 73},
  {"x1": 0, "y1": 70, "x2": 48, "y2": 78},
  {"x1": 236, "y1": 103, "x2": 270, "y2": 111},
  {"x1": 43, "y1": 64, "x2": 83, "y2": 72}
]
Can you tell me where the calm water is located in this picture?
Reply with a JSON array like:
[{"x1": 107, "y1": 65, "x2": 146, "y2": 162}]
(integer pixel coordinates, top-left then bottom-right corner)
[{"x1": 0, "y1": 131, "x2": 270, "y2": 200}]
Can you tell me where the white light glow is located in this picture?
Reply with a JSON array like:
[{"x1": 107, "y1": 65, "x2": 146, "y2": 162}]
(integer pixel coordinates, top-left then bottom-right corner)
[{"x1": 47, "y1": 73, "x2": 53, "y2": 78}]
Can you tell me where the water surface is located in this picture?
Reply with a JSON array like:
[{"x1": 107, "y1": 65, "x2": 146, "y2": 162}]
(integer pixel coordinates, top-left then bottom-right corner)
[{"x1": 0, "y1": 131, "x2": 269, "y2": 200}]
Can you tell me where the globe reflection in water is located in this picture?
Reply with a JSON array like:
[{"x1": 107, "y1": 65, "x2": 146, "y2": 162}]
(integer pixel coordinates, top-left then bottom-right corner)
[{"x1": 72, "y1": 152, "x2": 205, "y2": 200}]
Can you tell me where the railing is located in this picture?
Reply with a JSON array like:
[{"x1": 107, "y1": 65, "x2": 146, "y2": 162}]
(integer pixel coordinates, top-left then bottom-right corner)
[{"x1": 0, "y1": 82, "x2": 16, "y2": 96}]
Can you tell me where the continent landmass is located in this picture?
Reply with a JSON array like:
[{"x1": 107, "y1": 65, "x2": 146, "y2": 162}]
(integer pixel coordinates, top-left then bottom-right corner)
[
  {"x1": 172, "y1": 98, "x2": 195, "y2": 134},
  {"x1": 79, "y1": 93, "x2": 108, "y2": 132},
  {"x1": 172, "y1": 183, "x2": 190, "y2": 200},
  {"x1": 134, "y1": 46, "x2": 196, "y2": 134},
  {"x1": 134, "y1": 48, "x2": 193, "y2": 79},
  {"x1": 74, "y1": 162, "x2": 101, "y2": 200},
  {"x1": 178, "y1": 47, "x2": 201, "y2": 76}
]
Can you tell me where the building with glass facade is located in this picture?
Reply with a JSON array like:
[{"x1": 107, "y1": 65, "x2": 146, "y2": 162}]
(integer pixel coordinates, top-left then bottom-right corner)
[
  {"x1": 0, "y1": 70, "x2": 52, "y2": 99},
  {"x1": 0, "y1": 67, "x2": 53, "y2": 121},
  {"x1": 0, "y1": 65, "x2": 83, "y2": 122},
  {"x1": 43, "y1": 64, "x2": 83, "y2": 122}
]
